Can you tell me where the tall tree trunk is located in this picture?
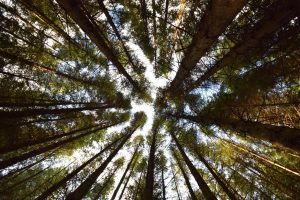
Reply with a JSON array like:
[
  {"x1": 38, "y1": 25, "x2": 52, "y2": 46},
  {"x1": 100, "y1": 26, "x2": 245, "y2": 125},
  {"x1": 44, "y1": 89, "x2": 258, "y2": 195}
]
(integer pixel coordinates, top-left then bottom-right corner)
[
  {"x1": 161, "y1": 167, "x2": 166, "y2": 200},
  {"x1": 36, "y1": 133, "x2": 125, "y2": 200},
  {"x1": 192, "y1": 147, "x2": 238, "y2": 200},
  {"x1": 186, "y1": 0, "x2": 300, "y2": 93},
  {"x1": 175, "y1": 113, "x2": 300, "y2": 153},
  {"x1": 97, "y1": 0, "x2": 137, "y2": 71},
  {"x1": 0, "y1": 124, "x2": 101, "y2": 154},
  {"x1": 167, "y1": 0, "x2": 246, "y2": 96},
  {"x1": 56, "y1": 0, "x2": 140, "y2": 91},
  {"x1": 0, "y1": 103, "x2": 118, "y2": 119},
  {"x1": 221, "y1": 138, "x2": 300, "y2": 177},
  {"x1": 117, "y1": 165, "x2": 134, "y2": 200},
  {"x1": 0, "y1": 122, "x2": 119, "y2": 170},
  {"x1": 92, "y1": 167, "x2": 118, "y2": 200},
  {"x1": 171, "y1": 160, "x2": 182, "y2": 200},
  {"x1": 110, "y1": 144, "x2": 140, "y2": 200},
  {"x1": 173, "y1": 150, "x2": 197, "y2": 200},
  {"x1": 170, "y1": 131, "x2": 216, "y2": 200},
  {"x1": 164, "y1": 0, "x2": 169, "y2": 23},
  {"x1": 218, "y1": 118, "x2": 300, "y2": 153},
  {"x1": 19, "y1": 0, "x2": 79, "y2": 47},
  {"x1": 0, "y1": 49, "x2": 99, "y2": 87},
  {"x1": 142, "y1": 131, "x2": 157, "y2": 199},
  {"x1": 65, "y1": 124, "x2": 140, "y2": 200}
]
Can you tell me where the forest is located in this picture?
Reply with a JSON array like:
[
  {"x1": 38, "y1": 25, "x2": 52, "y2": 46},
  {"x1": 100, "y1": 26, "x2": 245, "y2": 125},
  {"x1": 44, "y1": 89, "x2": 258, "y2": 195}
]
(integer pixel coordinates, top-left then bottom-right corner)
[{"x1": 0, "y1": 0, "x2": 299, "y2": 199}]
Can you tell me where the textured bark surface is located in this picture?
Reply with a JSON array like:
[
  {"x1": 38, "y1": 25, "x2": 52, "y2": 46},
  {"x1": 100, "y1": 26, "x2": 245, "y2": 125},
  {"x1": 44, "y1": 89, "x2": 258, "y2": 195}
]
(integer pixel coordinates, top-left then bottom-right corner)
[
  {"x1": 142, "y1": 131, "x2": 157, "y2": 199},
  {"x1": 187, "y1": 0, "x2": 300, "y2": 93},
  {"x1": 56, "y1": 0, "x2": 140, "y2": 91},
  {"x1": 170, "y1": 131, "x2": 216, "y2": 200},
  {"x1": 168, "y1": 0, "x2": 247, "y2": 95}
]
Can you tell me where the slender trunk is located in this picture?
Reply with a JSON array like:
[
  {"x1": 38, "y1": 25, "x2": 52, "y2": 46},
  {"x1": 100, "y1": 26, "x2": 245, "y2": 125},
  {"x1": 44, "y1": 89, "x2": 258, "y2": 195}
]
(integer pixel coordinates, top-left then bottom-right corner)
[
  {"x1": 18, "y1": 0, "x2": 87, "y2": 52},
  {"x1": 219, "y1": 119, "x2": 300, "y2": 153},
  {"x1": 170, "y1": 131, "x2": 216, "y2": 200},
  {"x1": 97, "y1": 0, "x2": 136, "y2": 70},
  {"x1": 228, "y1": 165, "x2": 271, "y2": 199},
  {"x1": 0, "y1": 49, "x2": 100, "y2": 87},
  {"x1": 142, "y1": 131, "x2": 157, "y2": 199},
  {"x1": 0, "y1": 122, "x2": 118, "y2": 170},
  {"x1": 133, "y1": 170, "x2": 145, "y2": 200},
  {"x1": 187, "y1": 0, "x2": 300, "y2": 93},
  {"x1": 0, "y1": 70, "x2": 37, "y2": 82},
  {"x1": 117, "y1": 166, "x2": 134, "y2": 200},
  {"x1": 164, "y1": 0, "x2": 169, "y2": 23},
  {"x1": 110, "y1": 144, "x2": 139, "y2": 200},
  {"x1": 0, "y1": 104, "x2": 117, "y2": 119},
  {"x1": 168, "y1": 0, "x2": 246, "y2": 95},
  {"x1": 171, "y1": 161, "x2": 182, "y2": 200},
  {"x1": 0, "y1": 101, "x2": 108, "y2": 108},
  {"x1": 36, "y1": 133, "x2": 125, "y2": 200},
  {"x1": 173, "y1": 150, "x2": 197, "y2": 200},
  {"x1": 161, "y1": 167, "x2": 166, "y2": 200},
  {"x1": 0, "y1": 123, "x2": 101, "y2": 154},
  {"x1": 222, "y1": 138, "x2": 300, "y2": 177},
  {"x1": 0, "y1": 164, "x2": 52, "y2": 194},
  {"x1": 192, "y1": 148, "x2": 238, "y2": 200},
  {"x1": 92, "y1": 167, "x2": 118, "y2": 200},
  {"x1": 0, "y1": 153, "x2": 51, "y2": 181},
  {"x1": 56, "y1": 0, "x2": 140, "y2": 91},
  {"x1": 176, "y1": 113, "x2": 300, "y2": 153},
  {"x1": 65, "y1": 124, "x2": 139, "y2": 200},
  {"x1": 237, "y1": 157, "x2": 296, "y2": 198}
]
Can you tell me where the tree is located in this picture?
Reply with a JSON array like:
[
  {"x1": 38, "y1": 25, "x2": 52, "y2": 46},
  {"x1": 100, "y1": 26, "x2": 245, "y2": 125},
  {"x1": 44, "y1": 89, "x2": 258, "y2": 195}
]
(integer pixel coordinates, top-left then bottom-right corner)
[{"x1": 1, "y1": 0, "x2": 299, "y2": 199}]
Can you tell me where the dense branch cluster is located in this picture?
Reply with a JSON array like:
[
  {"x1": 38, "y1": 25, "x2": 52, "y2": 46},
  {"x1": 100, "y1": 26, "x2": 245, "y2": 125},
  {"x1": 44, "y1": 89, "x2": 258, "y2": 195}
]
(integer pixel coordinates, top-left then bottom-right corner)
[{"x1": 0, "y1": 0, "x2": 299, "y2": 199}]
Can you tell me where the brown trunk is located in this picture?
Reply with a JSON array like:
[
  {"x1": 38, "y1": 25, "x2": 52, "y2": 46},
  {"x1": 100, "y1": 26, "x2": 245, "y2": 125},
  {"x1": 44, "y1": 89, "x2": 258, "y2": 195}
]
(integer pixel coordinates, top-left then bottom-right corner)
[
  {"x1": 176, "y1": 113, "x2": 300, "y2": 153},
  {"x1": 142, "y1": 131, "x2": 157, "y2": 199},
  {"x1": 36, "y1": 133, "x2": 124, "y2": 200},
  {"x1": 0, "y1": 124, "x2": 101, "y2": 154},
  {"x1": 187, "y1": 0, "x2": 300, "y2": 93},
  {"x1": 192, "y1": 148, "x2": 239, "y2": 200},
  {"x1": 168, "y1": 0, "x2": 246, "y2": 96},
  {"x1": 171, "y1": 161, "x2": 182, "y2": 200},
  {"x1": 92, "y1": 167, "x2": 118, "y2": 200},
  {"x1": 0, "y1": 103, "x2": 117, "y2": 119},
  {"x1": 0, "y1": 50, "x2": 100, "y2": 87},
  {"x1": 56, "y1": 0, "x2": 140, "y2": 91},
  {"x1": 170, "y1": 131, "x2": 216, "y2": 200},
  {"x1": 161, "y1": 167, "x2": 166, "y2": 200},
  {"x1": 97, "y1": 0, "x2": 137, "y2": 71},
  {"x1": 110, "y1": 144, "x2": 139, "y2": 200},
  {"x1": 0, "y1": 122, "x2": 118, "y2": 170},
  {"x1": 173, "y1": 150, "x2": 197, "y2": 200},
  {"x1": 65, "y1": 123, "x2": 140, "y2": 200}
]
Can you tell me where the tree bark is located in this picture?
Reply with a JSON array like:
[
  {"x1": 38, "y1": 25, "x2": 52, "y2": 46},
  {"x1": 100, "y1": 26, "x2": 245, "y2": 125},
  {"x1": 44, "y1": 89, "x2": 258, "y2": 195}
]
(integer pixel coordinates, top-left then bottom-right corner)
[
  {"x1": 110, "y1": 144, "x2": 139, "y2": 200},
  {"x1": 0, "y1": 122, "x2": 118, "y2": 170},
  {"x1": 36, "y1": 134, "x2": 124, "y2": 200},
  {"x1": 56, "y1": 0, "x2": 140, "y2": 91},
  {"x1": 167, "y1": 0, "x2": 246, "y2": 96},
  {"x1": 97, "y1": 0, "x2": 137, "y2": 71},
  {"x1": 192, "y1": 148, "x2": 238, "y2": 200},
  {"x1": 173, "y1": 150, "x2": 197, "y2": 200},
  {"x1": 176, "y1": 113, "x2": 300, "y2": 153},
  {"x1": 161, "y1": 167, "x2": 166, "y2": 200},
  {"x1": 65, "y1": 123, "x2": 140, "y2": 200},
  {"x1": 170, "y1": 131, "x2": 216, "y2": 200},
  {"x1": 142, "y1": 131, "x2": 157, "y2": 199},
  {"x1": 92, "y1": 167, "x2": 118, "y2": 200},
  {"x1": 0, "y1": 103, "x2": 118, "y2": 119},
  {"x1": 0, "y1": 49, "x2": 100, "y2": 87},
  {"x1": 186, "y1": 0, "x2": 300, "y2": 93},
  {"x1": 0, "y1": 123, "x2": 102, "y2": 154}
]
